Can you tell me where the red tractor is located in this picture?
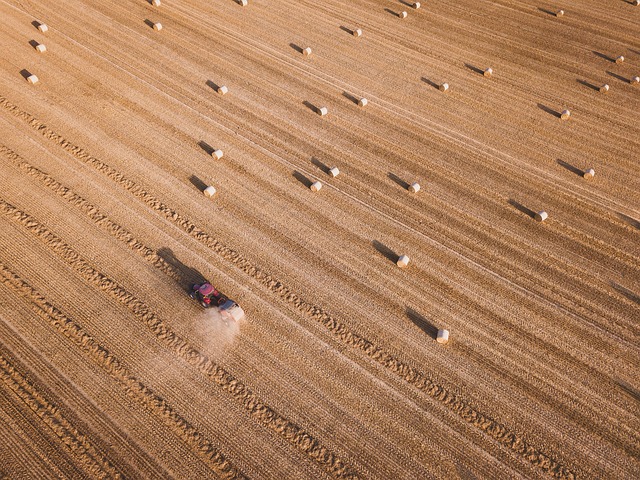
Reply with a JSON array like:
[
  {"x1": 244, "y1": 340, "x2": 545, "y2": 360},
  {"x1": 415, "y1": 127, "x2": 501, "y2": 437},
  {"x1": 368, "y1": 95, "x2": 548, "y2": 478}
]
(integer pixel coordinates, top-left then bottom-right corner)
[{"x1": 189, "y1": 282, "x2": 245, "y2": 323}]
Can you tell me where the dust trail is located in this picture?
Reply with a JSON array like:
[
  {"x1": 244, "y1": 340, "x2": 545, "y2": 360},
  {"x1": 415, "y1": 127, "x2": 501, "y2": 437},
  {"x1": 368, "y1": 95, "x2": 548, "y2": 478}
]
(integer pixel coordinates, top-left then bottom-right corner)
[{"x1": 194, "y1": 308, "x2": 241, "y2": 359}]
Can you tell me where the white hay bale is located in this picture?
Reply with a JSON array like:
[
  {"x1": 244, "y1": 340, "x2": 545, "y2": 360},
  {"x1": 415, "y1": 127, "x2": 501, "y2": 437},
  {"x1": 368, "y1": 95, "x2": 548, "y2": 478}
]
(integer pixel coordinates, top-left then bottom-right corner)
[
  {"x1": 35, "y1": 44, "x2": 46, "y2": 53},
  {"x1": 583, "y1": 168, "x2": 595, "y2": 179},
  {"x1": 556, "y1": 9, "x2": 564, "y2": 17},
  {"x1": 353, "y1": 28, "x2": 362, "y2": 37},
  {"x1": 153, "y1": 22, "x2": 162, "y2": 31},
  {"x1": 484, "y1": 67, "x2": 493, "y2": 78},
  {"x1": 329, "y1": 167, "x2": 340, "y2": 177},
  {"x1": 204, "y1": 186, "x2": 217, "y2": 197},
  {"x1": 439, "y1": 82, "x2": 449, "y2": 92},
  {"x1": 37, "y1": 23, "x2": 48, "y2": 33},
  {"x1": 634, "y1": 0, "x2": 640, "y2": 5},
  {"x1": 211, "y1": 149, "x2": 223, "y2": 160},
  {"x1": 599, "y1": 84, "x2": 609, "y2": 93},
  {"x1": 318, "y1": 106, "x2": 328, "y2": 116},
  {"x1": 409, "y1": 182, "x2": 420, "y2": 193},
  {"x1": 152, "y1": 0, "x2": 161, "y2": 6},
  {"x1": 27, "y1": 74, "x2": 39, "y2": 85},
  {"x1": 535, "y1": 210, "x2": 548, "y2": 222},
  {"x1": 399, "y1": 11, "x2": 408, "y2": 18},
  {"x1": 310, "y1": 181, "x2": 322, "y2": 192},
  {"x1": 412, "y1": 2, "x2": 421, "y2": 9},
  {"x1": 616, "y1": 55, "x2": 624, "y2": 64},
  {"x1": 397, "y1": 254, "x2": 410, "y2": 268},
  {"x1": 238, "y1": 0, "x2": 248, "y2": 5},
  {"x1": 358, "y1": 97, "x2": 368, "y2": 107},
  {"x1": 218, "y1": 85, "x2": 228, "y2": 95},
  {"x1": 302, "y1": 47, "x2": 312, "y2": 56},
  {"x1": 631, "y1": 76, "x2": 640, "y2": 85},
  {"x1": 437, "y1": 329, "x2": 449, "y2": 344},
  {"x1": 560, "y1": 109, "x2": 571, "y2": 120}
]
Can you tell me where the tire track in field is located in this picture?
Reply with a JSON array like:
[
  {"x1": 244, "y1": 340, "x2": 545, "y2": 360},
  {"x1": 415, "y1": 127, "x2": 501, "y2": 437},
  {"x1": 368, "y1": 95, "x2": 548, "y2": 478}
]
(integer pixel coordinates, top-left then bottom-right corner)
[
  {"x1": 0, "y1": 263, "x2": 244, "y2": 480},
  {"x1": 0, "y1": 99, "x2": 576, "y2": 479},
  {"x1": 0, "y1": 199, "x2": 358, "y2": 480},
  {"x1": 0, "y1": 350, "x2": 121, "y2": 479}
]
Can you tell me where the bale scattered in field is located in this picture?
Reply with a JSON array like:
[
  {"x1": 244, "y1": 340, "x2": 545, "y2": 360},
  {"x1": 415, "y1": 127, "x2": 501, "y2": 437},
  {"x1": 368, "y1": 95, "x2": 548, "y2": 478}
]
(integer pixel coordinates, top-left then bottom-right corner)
[
  {"x1": 152, "y1": 0, "x2": 161, "y2": 6},
  {"x1": 37, "y1": 23, "x2": 48, "y2": 33},
  {"x1": 439, "y1": 83, "x2": 449, "y2": 92},
  {"x1": 358, "y1": 98, "x2": 368, "y2": 107},
  {"x1": 635, "y1": 0, "x2": 640, "y2": 5},
  {"x1": 397, "y1": 255, "x2": 410, "y2": 268},
  {"x1": 27, "y1": 74, "x2": 39, "y2": 85},
  {"x1": 153, "y1": 22, "x2": 162, "y2": 31},
  {"x1": 599, "y1": 84, "x2": 609, "y2": 93},
  {"x1": 535, "y1": 211, "x2": 548, "y2": 222},
  {"x1": 556, "y1": 9, "x2": 564, "y2": 17},
  {"x1": 310, "y1": 181, "x2": 322, "y2": 192},
  {"x1": 409, "y1": 182, "x2": 420, "y2": 193},
  {"x1": 318, "y1": 106, "x2": 328, "y2": 116},
  {"x1": 437, "y1": 329, "x2": 449, "y2": 344},
  {"x1": 302, "y1": 47, "x2": 312, "y2": 56},
  {"x1": 353, "y1": 28, "x2": 362, "y2": 37},
  {"x1": 237, "y1": 0, "x2": 248, "y2": 5},
  {"x1": 631, "y1": 76, "x2": 640, "y2": 85},
  {"x1": 204, "y1": 186, "x2": 217, "y2": 197},
  {"x1": 616, "y1": 55, "x2": 624, "y2": 64},
  {"x1": 399, "y1": 11, "x2": 408, "y2": 18},
  {"x1": 560, "y1": 109, "x2": 571, "y2": 120},
  {"x1": 329, "y1": 167, "x2": 340, "y2": 177},
  {"x1": 35, "y1": 44, "x2": 46, "y2": 53},
  {"x1": 218, "y1": 85, "x2": 228, "y2": 95},
  {"x1": 211, "y1": 149, "x2": 223, "y2": 160},
  {"x1": 413, "y1": 2, "x2": 421, "y2": 9},
  {"x1": 484, "y1": 67, "x2": 493, "y2": 77},
  {"x1": 583, "y1": 168, "x2": 595, "y2": 179}
]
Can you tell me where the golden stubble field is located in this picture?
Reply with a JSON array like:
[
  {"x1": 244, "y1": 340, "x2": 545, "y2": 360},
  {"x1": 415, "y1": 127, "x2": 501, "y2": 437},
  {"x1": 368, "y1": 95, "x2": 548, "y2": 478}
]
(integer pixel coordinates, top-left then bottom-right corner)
[{"x1": 0, "y1": 0, "x2": 638, "y2": 478}]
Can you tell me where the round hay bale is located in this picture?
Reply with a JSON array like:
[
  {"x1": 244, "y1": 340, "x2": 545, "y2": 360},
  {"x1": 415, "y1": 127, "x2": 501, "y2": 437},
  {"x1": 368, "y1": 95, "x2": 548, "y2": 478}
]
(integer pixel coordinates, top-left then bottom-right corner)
[
  {"x1": 583, "y1": 168, "x2": 595, "y2": 179},
  {"x1": 329, "y1": 167, "x2": 340, "y2": 177},
  {"x1": 399, "y1": 11, "x2": 408, "y2": 18},
  {"x1": 35, "y1": 44, "x2": 46, "y2": 53},
  {"x1": 560, "y1": 109, "x2": 571, "y2": 120},
  {"x1": 397, "y1": 254, "x2": 410, "y2": 268},
  {"x1": 413, "y1": 2, "x2": 421, "y2": 9},
  {"x1": 204, "y1": 186, "x2": 217, "y2": 198},
  {"x1": 211, "y1": 149, "x2": 223, "y2": 160},
  {"x1": 484, "y1": 67, "x2": 493, "y2": 77},
  {"x1": 358, "y1": 98, "x2": 368, "y2": 107},
  {"x1": 153, "y1": 22, "x2": 162, "y2": 31},
  {"x1": 152, "y1": 0, "x2": 161, "y2": 6},
  {"x1": 599, "y1": 84, "x2": 609, "y2": 93},
  {"x1": 302, "y1": 47, "x2": 312, "y2": 56},
  {"x1": 556, "y1": 9, "x2": 564, "y2": 17},
  {"x1": 439, "y1": 82, "x2": 449, "y2": 92},
  {"x1": 237, "y1": 0, "x2": 248, "y2": 5},
  {"x1": 616, "y1": 55, "x2": 624, "y2": 64},
  {"x1": 310, "y1": 181, "x2": 322, "y2": 192},
  {"x1": 27, "y1": 74, "x2": 39, "y2": 85},
  {"x1": 218, "y1": 85, "x2": 228, "y2": 95},
  {"x1": 353, "y1": 28, "x2": 362, "y2": 37},
  {"x1": 409, "y1": 182, "x2": 420, "y2": 193},
  {"x1": 630, "y1": 76, "x2": 640, "y2": 85},
  {"x1": 437, "y1": 329, "x2": 449, "y2": 344},
  {"x1": 535, "y1": 211, "x2": 548, "y2": 222},
  {"x1": 37, "y1": 23, "x2": 48, "y2": 33},
  {"x1": 318, "y1": 106, "x2": 328, "y2": 116}
]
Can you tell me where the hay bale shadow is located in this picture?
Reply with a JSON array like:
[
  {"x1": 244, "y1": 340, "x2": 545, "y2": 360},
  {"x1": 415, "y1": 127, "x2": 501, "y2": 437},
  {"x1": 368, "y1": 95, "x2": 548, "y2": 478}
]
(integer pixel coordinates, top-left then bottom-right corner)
[
  {"x1": 388, "y1": 172, "x2": 410, "y2": 190},
  {"x1": 464, "y1": 63, "x2": 485, "y2": 75},
  {"x1": 293, "y1": 170, "x2": 313, "y2": 188},
  {"x1": 206, "y1": 79, "x2": 221, "y2": 91},
  {"x1": 198, "y1": 141, "x2": 214, "y2": 155},
  {"x1": 576, "y1": 79, "x2": 600, "y2": 91},
  {"x1": 189, "y1": 175, "x2": 208, "y2": 193},
  {"x1": 311, "y1": 157, "x2": 330, "y2": 174},
  {"x1": 605, "y1": 71, "x2": 629, "y2": 83},
  {"x1": 593, "y1": 51, "x2": 616, "y2": 63},
  {"x1": 289, "y1": 43, "x2": 303, "y2": 54},
  {"x1": 537, "y1": 103, "x2": 562, "y2": 118},
  {"x1": 421, "y1": 77, "x2": 440, "y2": 89},
  {"x1": 342, "y1": 91, "x2": 359, "y2": 105},
  {"x1": 372, "y1": 240, "x2": 398, "y2": 263},
  {"x1": 406, "y1": 307, "x2": 439, "y2": 339},
  {"x1": 617, "y1": 212, "x2": 640, "y2": 230},
  {"x1": 610, "y1": 281, "x2": 640, "y2": 305},
  {"x1": 557, "y1": 159, "x2": 585, "y2": 177},
  {"x1": 19, "y1": 69, "x2": 32, "y2": 80},
  {"x1": 144, "y1": 19, "x2": 155, "y2": 29},
  {"x1": 508, "y1": 199, "x2": 536, "y2": 219}
]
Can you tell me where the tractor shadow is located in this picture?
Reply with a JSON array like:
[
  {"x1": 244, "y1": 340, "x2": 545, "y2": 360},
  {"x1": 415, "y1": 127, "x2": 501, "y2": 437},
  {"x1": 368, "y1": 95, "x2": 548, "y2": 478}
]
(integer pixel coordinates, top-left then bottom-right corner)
[
  {"x1": 557, "y1": 159, "x2": 584, "y2": 177},
  {"x1": 372, "y1": 240, "x2": 399, "y2": 264},
  {"x1": 388, "y1": 172, "x2": 410, "y2": 190},
  {"x1": 406, "y1": 307, "x2": 439, "y2": 339},
  {"x1": 157, "y1": 247, "x2": 207, "y2": 290},
  {"x1": 508, "y1": 199, "x2": 536, "y2": 219},
  {"x1": 537, "y1": 103, "x2": 562, "y2": 119}
]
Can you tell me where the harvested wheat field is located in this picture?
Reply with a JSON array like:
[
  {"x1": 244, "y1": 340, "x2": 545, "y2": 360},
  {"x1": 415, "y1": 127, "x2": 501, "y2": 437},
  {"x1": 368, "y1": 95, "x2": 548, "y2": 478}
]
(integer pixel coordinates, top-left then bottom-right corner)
[{"x1": 0, "y1": 0, "x2": 638, "y2": 478}]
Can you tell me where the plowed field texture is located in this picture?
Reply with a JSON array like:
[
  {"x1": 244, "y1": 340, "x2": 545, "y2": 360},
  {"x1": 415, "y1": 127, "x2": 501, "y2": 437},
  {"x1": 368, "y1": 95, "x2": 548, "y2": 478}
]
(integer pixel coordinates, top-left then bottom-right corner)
[{"x1": 0, "y1": 0, "x2": 638, "y2": 479}]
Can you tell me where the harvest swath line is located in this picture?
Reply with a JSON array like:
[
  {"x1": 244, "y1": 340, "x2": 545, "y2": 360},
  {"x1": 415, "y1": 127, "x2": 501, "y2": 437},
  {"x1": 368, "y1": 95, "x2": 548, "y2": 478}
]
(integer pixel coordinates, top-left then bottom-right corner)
[{"x1": 0, "y1": 262, "x2": 244, "y2": 480}]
